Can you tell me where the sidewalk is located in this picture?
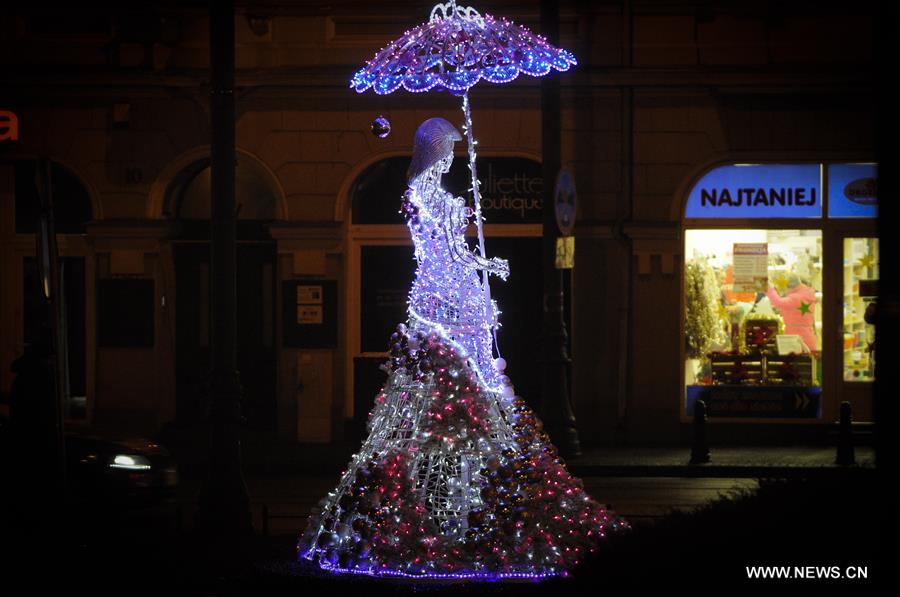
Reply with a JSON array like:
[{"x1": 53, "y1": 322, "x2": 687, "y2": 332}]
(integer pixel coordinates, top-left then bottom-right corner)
[
  {"x1": 16, "y1": 444, "x2": 877, "y2": 596},
  {"x1": 222, "y1": 438, "x2": 876, "y2": 480},
  {"x1": 565, "y1": 444, "x2": 876, "y2": 477}
]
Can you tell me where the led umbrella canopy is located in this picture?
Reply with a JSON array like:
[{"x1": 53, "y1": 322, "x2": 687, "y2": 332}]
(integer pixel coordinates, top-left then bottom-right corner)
[{"x1": 351, "y1": 0, "x2": 577, "y2": 330}]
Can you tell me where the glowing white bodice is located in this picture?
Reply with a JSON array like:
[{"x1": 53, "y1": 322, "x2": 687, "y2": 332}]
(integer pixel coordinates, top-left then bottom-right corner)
[{"x1": 404, "y1": 180, "x2": 508, "y2": 391}]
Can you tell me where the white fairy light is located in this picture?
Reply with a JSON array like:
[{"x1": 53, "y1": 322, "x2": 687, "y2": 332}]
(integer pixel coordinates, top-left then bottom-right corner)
[{"x1": 297, "y1": 2, "x2": 628, "y2": 580}]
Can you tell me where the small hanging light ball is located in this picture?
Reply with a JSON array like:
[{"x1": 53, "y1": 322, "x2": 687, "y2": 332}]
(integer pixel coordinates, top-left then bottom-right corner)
[{"x1": 371, "y1": 114, "x2": 392, "y2": 138}]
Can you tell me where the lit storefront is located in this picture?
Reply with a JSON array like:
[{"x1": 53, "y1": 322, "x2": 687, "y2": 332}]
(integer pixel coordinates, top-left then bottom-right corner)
[{"x1": 682, "y1": 162, "x2": 877, "y2": 422}]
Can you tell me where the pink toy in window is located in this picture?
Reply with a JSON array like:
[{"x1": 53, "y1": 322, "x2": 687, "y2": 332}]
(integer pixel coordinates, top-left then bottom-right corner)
[{"x1": 766, "y1": 274, "x2": 818, "y2": 352}]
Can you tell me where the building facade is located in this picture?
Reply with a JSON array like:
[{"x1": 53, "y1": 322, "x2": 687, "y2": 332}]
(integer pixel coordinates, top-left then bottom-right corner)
[{"x1": 0, "y1": 1, "x2": 876, "y2": 447}]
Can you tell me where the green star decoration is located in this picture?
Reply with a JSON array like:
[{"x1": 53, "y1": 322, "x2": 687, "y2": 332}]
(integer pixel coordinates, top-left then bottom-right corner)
[{"x1": 798, "y1": 301, "x2": 811, "y2": 315}]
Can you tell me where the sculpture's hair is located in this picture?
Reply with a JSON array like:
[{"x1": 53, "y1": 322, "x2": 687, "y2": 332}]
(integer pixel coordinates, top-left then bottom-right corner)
[{"x1": 407, "y1": 117, "x2": 463, "y2": 184}]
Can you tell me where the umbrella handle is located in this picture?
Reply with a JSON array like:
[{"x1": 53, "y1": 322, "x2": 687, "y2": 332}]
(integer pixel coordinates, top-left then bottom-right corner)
[{"x1": 461, "y1": 91, "x2": 502, "y2": 361}]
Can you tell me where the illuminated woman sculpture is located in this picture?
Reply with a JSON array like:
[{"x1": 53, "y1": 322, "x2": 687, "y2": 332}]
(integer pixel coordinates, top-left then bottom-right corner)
[
  {"x1": 404, "y1": 117, "x2": 511, "y2": 394},
  {"x1": 297, "y1": 118, "x2": 629, "y2": 580}
]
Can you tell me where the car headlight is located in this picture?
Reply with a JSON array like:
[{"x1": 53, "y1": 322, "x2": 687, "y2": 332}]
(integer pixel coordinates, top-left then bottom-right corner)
[{"x1": 109, "y1": 454, "x2": 152, "y2": 470}]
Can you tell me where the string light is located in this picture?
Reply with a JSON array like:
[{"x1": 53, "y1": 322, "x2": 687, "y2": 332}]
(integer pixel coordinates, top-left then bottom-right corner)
[
  {"x1": 297, "y1": 125, "x2": 630, "y2": 580},
  {"x1": 297, "y1": 1, "x2": 626, "y2": 582},
  {"x1": 350, "y1": 2, "x2": 577, "y2": 96}
]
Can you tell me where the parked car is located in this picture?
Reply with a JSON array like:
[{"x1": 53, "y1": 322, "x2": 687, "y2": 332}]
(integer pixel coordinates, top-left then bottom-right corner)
[
  {"x1": 64, "y1": 430, "x2": 179, "y2": 507},
  {"x1": 0, "y1": 414, "x2": 178, "y2": 508}
]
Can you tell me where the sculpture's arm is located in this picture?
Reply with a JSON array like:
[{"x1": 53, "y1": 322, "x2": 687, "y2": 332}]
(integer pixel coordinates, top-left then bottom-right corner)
[{"x1": 442, "y1": 197, "x2": 509, "y2": 280}]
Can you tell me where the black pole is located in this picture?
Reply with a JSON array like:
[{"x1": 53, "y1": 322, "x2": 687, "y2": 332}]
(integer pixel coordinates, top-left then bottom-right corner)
[
  {"x1": 835, "y1": 401, "x2": 855, "y2": 466},
  {"x1": 195, "y1": 0, "x2": 252, "y2": 538},
  {"x1": 34, "y1": 157, "x2": 67, "y2": 497},
  {"x1": 539, "y1": 0, "x2": 581, "y2": 458},
  {"x1": 690, "y1": 399, "x2": 711, "y2": 464}
]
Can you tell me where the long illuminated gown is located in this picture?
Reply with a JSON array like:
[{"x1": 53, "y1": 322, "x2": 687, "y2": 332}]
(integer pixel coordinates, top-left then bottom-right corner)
[{"x1": 297, "y1": 166, "x2": 629, "y2": 579}]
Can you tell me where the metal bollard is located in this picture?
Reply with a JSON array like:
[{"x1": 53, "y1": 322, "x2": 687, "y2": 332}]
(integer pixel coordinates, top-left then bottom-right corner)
[
  {"x1": 690, "y1": 399, "x2": 711, "y2": 464},
  {"x1": 835, "y1": 401, "x2": 856, "y2": 466}
]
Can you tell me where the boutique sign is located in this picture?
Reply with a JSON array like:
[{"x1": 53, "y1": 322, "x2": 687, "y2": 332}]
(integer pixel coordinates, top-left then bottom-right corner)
[
  {"x1": 352, "y1": 155, "x2": 542, "y2": 225},
  {"x1": 685, "y1": 164, "x2": 822, "y2": 219}
]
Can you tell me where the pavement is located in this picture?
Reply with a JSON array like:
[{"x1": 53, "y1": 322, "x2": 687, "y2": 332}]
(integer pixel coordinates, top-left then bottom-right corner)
[
  {"x1": 3, "y1": 441, "x2": 880, "y2": 595},
  {"x1": 39, "y1": 466, "x2": 880, "y2": 596},
  {"x1": 565, "y1": 444, "x2": 876, "y2": 477},
  {"x1": 227, "y1": 437, "x2": 877, "y2": 478}
]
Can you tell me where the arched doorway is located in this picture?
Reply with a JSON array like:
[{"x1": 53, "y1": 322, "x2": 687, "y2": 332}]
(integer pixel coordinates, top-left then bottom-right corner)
[{"x1": 164, "y1": 153, "x2": 281, "y2": 432}]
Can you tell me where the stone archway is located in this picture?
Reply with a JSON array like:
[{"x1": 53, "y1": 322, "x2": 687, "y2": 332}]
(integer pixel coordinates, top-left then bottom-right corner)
[
  {"x1": 154, "y1": 148, "x2": 285, "y2": 433},
  {"x1": 147, "y1": 146, "x2": 288, "y2": 221}
]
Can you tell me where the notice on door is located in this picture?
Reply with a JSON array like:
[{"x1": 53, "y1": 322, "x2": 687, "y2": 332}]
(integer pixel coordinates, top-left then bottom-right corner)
[
  {"x1": 297, "y1": 305, "x2": 323, "y2": 325},
  {"x1": 297, "y1": 285, "x2": 323, "y2": 305},
  {"x1": 297, "y1": 284, "x2": 324, "y2": 324},
  {"x1": 733, "y1": 243, "x2": 768, "y2": 292}
]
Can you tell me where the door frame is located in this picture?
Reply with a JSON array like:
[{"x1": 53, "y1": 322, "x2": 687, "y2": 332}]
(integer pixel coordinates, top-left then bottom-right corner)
[{"x1": 170, "y1": 238, "x2": 279, "y2": 430}]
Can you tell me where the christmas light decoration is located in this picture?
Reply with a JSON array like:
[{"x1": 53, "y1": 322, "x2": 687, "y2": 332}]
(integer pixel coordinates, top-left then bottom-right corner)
[
  {"x1": 348, "y1": 0, "x2": 578, "y2": 349},
  {"x1": 371, "y1": 115, "x2": 392, "y2": 138},
  {"x1": 349, "y1": 1, "x2": 577, "y2": 96},
  {"x1": 297, "y1": 117, "x2": 630, "y2": 580}
]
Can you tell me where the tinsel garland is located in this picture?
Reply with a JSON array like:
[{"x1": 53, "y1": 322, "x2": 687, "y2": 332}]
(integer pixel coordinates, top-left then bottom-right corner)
[{"x1": 684, "y1": 260, "x2": 721, "y2": 359}]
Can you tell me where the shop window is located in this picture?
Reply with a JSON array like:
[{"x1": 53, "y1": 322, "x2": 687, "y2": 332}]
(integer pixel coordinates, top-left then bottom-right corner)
[
  {"x1": 684, "y1": 229, "x2": 823, "y2": 418},
  {"x1": 843, "y1": 238, "x2": 878, "y2": 381}
]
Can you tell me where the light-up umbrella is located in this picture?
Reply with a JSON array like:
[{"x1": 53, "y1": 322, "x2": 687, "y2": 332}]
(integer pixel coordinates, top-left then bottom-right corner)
[{"x1": 351, "y1": 0, "x2": 577, "y2": 351}]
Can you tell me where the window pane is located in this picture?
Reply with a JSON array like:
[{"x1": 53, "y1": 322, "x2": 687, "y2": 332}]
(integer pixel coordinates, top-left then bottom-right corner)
[
  {"x1": 684, "y1": 229, "x2": 823, "y2": 418},
  {"x1": 843, "y1": 238, "x2": 878, "y2": 381}
]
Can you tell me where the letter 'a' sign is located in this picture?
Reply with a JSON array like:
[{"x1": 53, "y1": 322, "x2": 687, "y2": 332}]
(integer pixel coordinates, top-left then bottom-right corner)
[
  {"x1": 0, "y1": 111, "x2": 19, "y2": 142},
  {"x1": 685, "y1": 164, "x2": 822, "y2": 218}
]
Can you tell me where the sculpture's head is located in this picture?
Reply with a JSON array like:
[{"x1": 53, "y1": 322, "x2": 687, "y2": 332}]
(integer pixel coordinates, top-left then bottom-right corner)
[{"x1": 407, "y1": 117, "x2": 462, "y2": 185}]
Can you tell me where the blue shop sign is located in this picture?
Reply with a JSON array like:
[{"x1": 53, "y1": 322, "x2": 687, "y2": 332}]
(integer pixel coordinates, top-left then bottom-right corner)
[
  {"x1": 685, "y1": 164, "x2": 822, "y2": 219},
  {"x1": 828, "y1": 163, "x2": 878, "y2": 218}
]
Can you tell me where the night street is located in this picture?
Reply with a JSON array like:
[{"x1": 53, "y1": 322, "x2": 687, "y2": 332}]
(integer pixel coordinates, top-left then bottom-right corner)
[
  {"x1": 4, "y1": 462, "x2": 879, "y2": 594},
  {"x1": 0, "y1": 0, "x2": 892, "y2": 593}
]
